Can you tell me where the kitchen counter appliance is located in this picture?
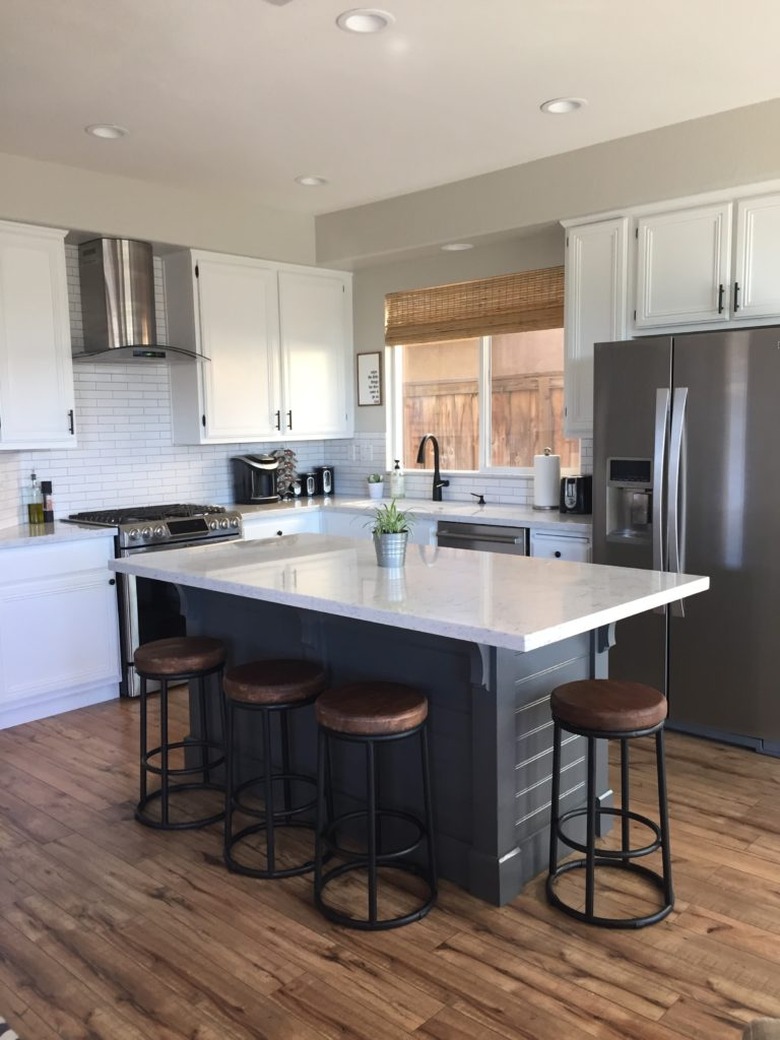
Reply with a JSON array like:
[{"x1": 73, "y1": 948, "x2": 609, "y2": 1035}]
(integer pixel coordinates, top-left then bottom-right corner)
[
  {"x1": 593, "y1": 327, "x2": 780, "y2": 754},
  {"x1": 68, "y1": 503, "x2": 242, "y2": 696},
  {"x1": 231, "y1": 454, "x2": 280, "y2": 504}
]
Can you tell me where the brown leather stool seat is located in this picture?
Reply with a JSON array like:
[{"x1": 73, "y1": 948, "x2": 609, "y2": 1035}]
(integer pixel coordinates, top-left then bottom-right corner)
[
  {"x1": 223, "y1": 659, "x2": 327, "y2": 879},
  {"x1": 547, "y1": 678, "x2": 673, "y2": 929},
  {"x1": 134, "y1": 636, "x2": 227, "y2": 831},
  {"x1": 313, "y1": 681, "x2": 437, "y2": 931}
]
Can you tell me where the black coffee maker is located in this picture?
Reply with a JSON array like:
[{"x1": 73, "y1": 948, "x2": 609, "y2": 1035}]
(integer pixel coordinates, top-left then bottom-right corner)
[{"x1": 231, "y1": 455, "x2": 280, "y2": 503}]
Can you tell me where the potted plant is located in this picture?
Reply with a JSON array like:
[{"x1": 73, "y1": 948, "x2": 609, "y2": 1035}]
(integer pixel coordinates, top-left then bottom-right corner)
[
  {"x1": 367, "y1": 472, "x2": 385, "y2": 499},
  {"x1": 370, "y1": 498, "x2": 415, "y2": 567}
]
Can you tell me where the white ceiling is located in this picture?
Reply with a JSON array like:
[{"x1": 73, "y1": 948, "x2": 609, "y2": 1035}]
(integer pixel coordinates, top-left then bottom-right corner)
[{"x1": 2, "y1": 0, "x2": 780, "y2": 217}]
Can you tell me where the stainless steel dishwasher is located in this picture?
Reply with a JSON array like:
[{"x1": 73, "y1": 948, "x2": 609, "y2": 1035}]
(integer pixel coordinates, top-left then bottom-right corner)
[{"x1": 436, "y1": 520, "x2": 529, "y2": 555}]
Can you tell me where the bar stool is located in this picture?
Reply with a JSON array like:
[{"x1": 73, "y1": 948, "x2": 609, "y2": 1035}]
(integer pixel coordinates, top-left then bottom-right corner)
[
  {"x1": 314, "y1": 681, "x2": 437, "y2": 931},
  {"x1": 547, "y1": 678, "x2": 673, "y2": 929},
  {"x1": 223, "y1": 659, "x2": 326, "y2": 879},
  {"x1": 134, "y1": 635, "x2": 226, "y2": 830}
]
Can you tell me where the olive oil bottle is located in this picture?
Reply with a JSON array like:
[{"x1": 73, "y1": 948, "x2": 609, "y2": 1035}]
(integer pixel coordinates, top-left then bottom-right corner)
[{"x1": 27, "y1": 472, "x2": 44, "y2": 525}]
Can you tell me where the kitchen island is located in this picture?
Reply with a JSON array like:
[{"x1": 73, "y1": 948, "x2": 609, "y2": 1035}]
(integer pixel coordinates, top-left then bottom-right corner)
[{"x1": 110, "y1": 533, "x2": 708, "y2": 905}]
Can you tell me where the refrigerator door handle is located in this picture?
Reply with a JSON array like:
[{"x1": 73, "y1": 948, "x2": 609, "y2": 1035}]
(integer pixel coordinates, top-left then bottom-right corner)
[
  {"x1": 668, "y1": 386, "x2": 688, "y2": 618},
  {"x1": 653, "y1": 388, "x2": 670, "y2": 574}
]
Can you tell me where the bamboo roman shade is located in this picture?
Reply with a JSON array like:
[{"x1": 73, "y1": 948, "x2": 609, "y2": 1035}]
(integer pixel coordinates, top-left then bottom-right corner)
[{"x1": 385, "y1": 266, "x2": 564, "y2": 346}]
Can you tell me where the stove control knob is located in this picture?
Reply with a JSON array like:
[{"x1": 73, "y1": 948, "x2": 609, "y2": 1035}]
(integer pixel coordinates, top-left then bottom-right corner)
[
  {"x1": 141, "y1": 527, "x2": 152, "y2": 540},
  {"x1": 230, "y1": 517, "x2": 239, "y2": 528},
  {"x1": 209, "y1": 519, "x2": 219, "y2": 531},
  {"x1": 153, "y1": 526, "x2": 164, "y2": 538},
  {"x1": 128, "y1": 528, "x2": 139, "y2": 540},
  {"x1": 220, "y1": 519, "x2": 229, "y2": 529}
]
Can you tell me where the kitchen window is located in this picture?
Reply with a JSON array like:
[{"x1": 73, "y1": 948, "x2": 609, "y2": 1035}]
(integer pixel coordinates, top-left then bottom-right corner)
[{"x1": 385, "y1": 267, "x2": 579, "y2": 471}]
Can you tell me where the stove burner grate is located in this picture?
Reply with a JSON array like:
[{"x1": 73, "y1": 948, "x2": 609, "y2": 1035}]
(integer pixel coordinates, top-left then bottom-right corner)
[{"x1": 69, "y1": 503, "x2": 227, "y2": 526}]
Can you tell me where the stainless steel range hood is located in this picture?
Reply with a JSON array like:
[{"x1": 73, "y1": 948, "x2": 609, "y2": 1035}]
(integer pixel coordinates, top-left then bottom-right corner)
[{"x1": 74, "y1": 238, "x2": 208, "y2": 363}]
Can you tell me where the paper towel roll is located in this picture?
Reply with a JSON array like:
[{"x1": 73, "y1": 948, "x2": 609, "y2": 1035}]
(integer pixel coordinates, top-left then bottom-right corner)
[{"x1": 533, "y1": 450, "x2": 561, "y2": 510}]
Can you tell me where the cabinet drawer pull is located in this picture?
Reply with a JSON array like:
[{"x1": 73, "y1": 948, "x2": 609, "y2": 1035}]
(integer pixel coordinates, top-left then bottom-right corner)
[
  {"x1": 717, "y1": 283, "x2": 725, "y2": 313},
  {"x1": 109, "y1": 578, "x2": 116, "y2": 585},
  {"x1": 275, "y1": 410, "x2": 281, "y2": 431},
  {"x1": 733, "y1": 281, "x2": 741, "y2": 312},
  {"x1": 68, "y1": 409, "x2": 75, "y2": 435},
  {"x1": 287, "y1": 409, "x2": 293, "y2": 430}
]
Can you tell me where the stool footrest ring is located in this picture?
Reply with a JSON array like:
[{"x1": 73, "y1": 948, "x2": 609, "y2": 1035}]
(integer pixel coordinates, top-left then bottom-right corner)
[
  {"x1": 555, "y1": 805, "x2": 663, "y2": 860},
  {"x1": 315, "y1": 860, "x2": 436, "y2": 931},
  {"x1": 546, "y1": 858, "x2": 673, "y2": 929}
]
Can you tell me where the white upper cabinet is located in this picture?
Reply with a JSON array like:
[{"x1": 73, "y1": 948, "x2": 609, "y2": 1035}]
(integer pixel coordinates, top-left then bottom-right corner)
[
  {"x1": 0, "y1": 221, "x2": 76, "y2": 449},
  {"x1": 634, "y1": 202, "x2": 732, "y2": 328},
  {"x1": 278, "y1": 269, "x2": 352, "y2": 438},
  {"x1": 165, "y1": 250, "x2": 354, "y2": 445},
  {"x1": 562, "y1": 217, "x2": 628, "y2": 437},
  {"x1": 733, "y1": 192, "x2": 780, "y2": 320}
]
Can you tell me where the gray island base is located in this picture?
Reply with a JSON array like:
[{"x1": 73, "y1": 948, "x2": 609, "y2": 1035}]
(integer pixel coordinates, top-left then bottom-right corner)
[{"x1": 110, "y1": 533, "x2": 709, "y2": 906}]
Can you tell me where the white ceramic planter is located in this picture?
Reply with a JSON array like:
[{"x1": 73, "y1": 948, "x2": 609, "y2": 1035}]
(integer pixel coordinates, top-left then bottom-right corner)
[{"x1": 367, "y1": 482, "x2": 385, "y2": 499}]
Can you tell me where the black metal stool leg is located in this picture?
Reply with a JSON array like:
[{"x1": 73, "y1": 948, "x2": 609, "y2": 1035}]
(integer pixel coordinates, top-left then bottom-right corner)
[
  {"x1": 548, "y1": 721, "x2": 562, "y2": 876},
  {"x1": 620, "y1": 737, "x2": 631, "y2": 863},
  {"x1": 160, "y1": 678, "x2": 170, "y2": 828},
  {"x1": 262, "y1": 706, "x2": 276, "y2": 875},
  {"x1": 224, "y1": 698, "x2": 235, "y2": 863},
  {"x1": 420, "y1": 723, "x2": 437, "y2": 892},
  {"x1": 656, "y1": 729, "x2": 674, "y2": 907},
  {"x1": 280, "y1": 709, "x2": 292, "y2": 822},
  {"x1": 585, "y1": 734, "x2": 596, "y2": 919},
  {"x1": 139, "y1": 675, "x2": 149, "y2": 809},
  {"x1": 366, "y1": 739, "x2": 378, "y2": 926}
]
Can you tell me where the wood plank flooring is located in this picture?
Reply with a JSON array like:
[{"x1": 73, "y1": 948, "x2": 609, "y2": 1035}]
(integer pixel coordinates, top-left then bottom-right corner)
[{"x1": 0, "y1": 690, "x2": 777, "y2": 1039}]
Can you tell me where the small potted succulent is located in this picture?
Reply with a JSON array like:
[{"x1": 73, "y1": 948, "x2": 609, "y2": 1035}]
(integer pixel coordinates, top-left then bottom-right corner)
[
  {"x1": 367, "y1": 472, "x2": 385, "y2": 499},
  {"x1": 370, "y1": 498, "x2": 415, "y2": 567}
]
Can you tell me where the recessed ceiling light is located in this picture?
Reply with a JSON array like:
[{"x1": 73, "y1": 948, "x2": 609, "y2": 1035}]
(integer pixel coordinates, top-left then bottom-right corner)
[
  {"x1": 295, "y1": 175, "x2": 328, "y2": 187},
  {"x1": 336, "y1": 8, "x2": 394, "y2": 33},
  {"x1": 85, "y1": 123, "x2": 129, "y2": 139},
  {"x1": 441, "y1": 242, "x2": 474, "y2": 252},
  {"x1": 539, "y1": 97, "x2": 587, "y2": 115}
]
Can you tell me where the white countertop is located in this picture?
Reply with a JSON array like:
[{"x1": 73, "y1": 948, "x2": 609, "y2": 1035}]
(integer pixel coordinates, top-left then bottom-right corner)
[
  {"x1": 109, "y1": 532, "x2": 708, "y2": 653},
  {"x1": 0, "y1": 520, "x2": 116, "y2": 550},
  {"x1": 237, "y1": 495, "x2": 592, "y2": 532},
  {"x1": 0, "y1": 495, "x2": 590, "y2": 551}
]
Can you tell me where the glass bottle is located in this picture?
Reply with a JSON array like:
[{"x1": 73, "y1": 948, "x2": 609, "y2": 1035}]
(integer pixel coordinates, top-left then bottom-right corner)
[
  {"x1": 389, "y1": 459, "x2": 405, "y2": 498},
  {"x1": 27, "y1": 472, "x2": 44, "y2": 525}
]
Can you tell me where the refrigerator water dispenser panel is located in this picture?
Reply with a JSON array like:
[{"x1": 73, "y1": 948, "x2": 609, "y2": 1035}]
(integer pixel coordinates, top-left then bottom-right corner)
[{"x1": 606, "y1": 458, "x2": 653, "y2": 543}]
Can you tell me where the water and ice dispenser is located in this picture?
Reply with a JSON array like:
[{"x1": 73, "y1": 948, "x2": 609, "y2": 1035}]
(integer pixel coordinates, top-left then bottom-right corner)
[{"x1": 605, "y1": 458, "x2": 653, "y2": 542}]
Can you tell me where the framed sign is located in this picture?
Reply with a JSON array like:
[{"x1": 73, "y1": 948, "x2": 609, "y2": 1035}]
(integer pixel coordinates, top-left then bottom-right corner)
[{"x1": 357, "y1": 351, "x2": 382, "y2": 406}]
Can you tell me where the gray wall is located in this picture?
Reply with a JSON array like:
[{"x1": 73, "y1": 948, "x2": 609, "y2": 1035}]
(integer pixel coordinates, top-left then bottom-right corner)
[{"x1": 316, "y1": 99, "x2": 780, "y2": 266}]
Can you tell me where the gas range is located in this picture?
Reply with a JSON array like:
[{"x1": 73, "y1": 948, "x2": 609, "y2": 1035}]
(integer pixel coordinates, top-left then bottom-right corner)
[{"x1": 67, "y1": 502, "x2": 243, "y2": 550}]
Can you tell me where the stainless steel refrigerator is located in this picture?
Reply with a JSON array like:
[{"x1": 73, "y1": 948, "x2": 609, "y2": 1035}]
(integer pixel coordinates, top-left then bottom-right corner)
[{"x1": 593, "y1": 326, "x2": 780, "y2": 755}]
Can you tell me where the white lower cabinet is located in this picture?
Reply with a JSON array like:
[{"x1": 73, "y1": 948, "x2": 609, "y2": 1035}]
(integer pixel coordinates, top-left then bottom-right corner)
[
  {"x1": 242, "y1": 511, "x2": 322, "y2": 540},
  {"x1": 0, "y1": 537, "x2": 121, "y2": 728},
  {"x1": 530, "y1": 530, "x2": 591, "y2": 563}
]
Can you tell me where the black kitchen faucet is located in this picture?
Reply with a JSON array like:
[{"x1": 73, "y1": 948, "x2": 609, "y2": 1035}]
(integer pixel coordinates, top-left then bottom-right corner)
[{"x1": 416, "y1": 434, "x2": 450, "y2": 501}]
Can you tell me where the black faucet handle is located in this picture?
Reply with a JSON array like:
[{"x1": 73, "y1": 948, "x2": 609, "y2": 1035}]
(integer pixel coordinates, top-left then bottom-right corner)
[{"x1": 470, "y1": 492, "x2": 486, "y2": 505}]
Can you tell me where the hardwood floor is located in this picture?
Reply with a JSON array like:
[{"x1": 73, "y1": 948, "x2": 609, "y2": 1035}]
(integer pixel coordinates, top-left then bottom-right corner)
[{"x1": 0, "y1": 690, "x2": 777, "y2": 1040}]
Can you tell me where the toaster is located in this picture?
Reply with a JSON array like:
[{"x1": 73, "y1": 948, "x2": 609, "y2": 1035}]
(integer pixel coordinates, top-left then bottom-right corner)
[{"x1": 559, "y1": 475, "x2": 592, "y2": 515}]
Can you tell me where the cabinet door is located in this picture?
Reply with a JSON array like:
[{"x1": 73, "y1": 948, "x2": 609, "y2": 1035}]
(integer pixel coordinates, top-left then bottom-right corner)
[
  {"x1": 195, "y1": 256, "x2": 281, "y2": 442},
  {"x1": 733, "y1": 193, "x2": 780, "y2": 321},
  {"x1": 0, "y1": 567, "x2": 120, "y2": 726},
  {"x1": 530, "y1": 530, "x2": 591, "y2": 562},
  {"x1": 634, "y1": 203, "x2": 732, "y2": 328},
  {"x1": 242, "y1": 511, "x2": 321, "y2": 540},
  {"x1": 0, "y1": 222, "x2": 75, "y2": 448},
  {"x1": 278, "y1": 269, "x2": 353, "y2": 438},
  {"x1": 321, "y1": 510, "x2": 369, "y2": 539},
  {"x1": 563, "y1": 218, "x2": 628, "y2": 437}
]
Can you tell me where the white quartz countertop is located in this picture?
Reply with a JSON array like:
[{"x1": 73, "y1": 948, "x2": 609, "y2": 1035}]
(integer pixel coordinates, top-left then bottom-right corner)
[
  {"x1": 0, "y1": 520, "x2": 117, "y2": 550},
  {"x1": 109, "y1": 532, "x2": 708, "y2": 653},
  {"x1": 237, "y1": 495, "x2": 592, "y2": 532}
]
